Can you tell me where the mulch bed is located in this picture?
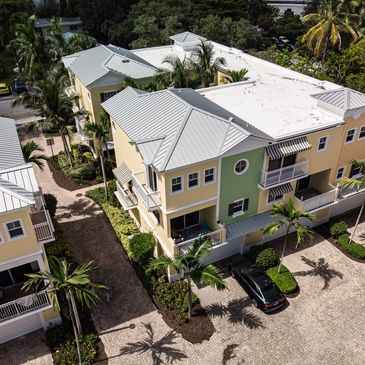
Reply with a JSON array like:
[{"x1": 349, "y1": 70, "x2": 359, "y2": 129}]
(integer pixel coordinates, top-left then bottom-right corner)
[
  {"x1": 47, "y1": 159, "x2": 99, "y2": 191},
  {"x1": 154, "y1": 301, "x2": 215, "y2": 344}
]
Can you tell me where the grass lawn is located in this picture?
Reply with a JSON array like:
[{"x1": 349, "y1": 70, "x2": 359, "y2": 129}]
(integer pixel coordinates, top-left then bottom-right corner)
[
  {"x1": 0, "y1": 49, "x2": 17, "y2": 85},
  {"x1": 266, "y1": 265, "x2": 298, "y2": 294}
]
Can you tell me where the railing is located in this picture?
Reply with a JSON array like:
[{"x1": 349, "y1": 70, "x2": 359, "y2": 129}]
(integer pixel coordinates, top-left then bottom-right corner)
[
  {"x1": 175, "y1": 229, "x2": 224, "y2": 255},
  {"x1": 31, "y1": 195, "x2": 55, "y2": 242},
  {"x1": 0, "y1": 290, "x2": 50, "y2": 323},
  {"x1": 115, "y1": 181, "x2": 138, "y2": 209},
  {"x1": 132, "y1": 173, "x2": 161, "y2": 210},
  {"x1": 296, "y1": 189, "x2": 337, "y2": 212},
  {"x1": 65, "y1": 85, "x2": 76, "y2": 97},
  {"x1": 261, "y1": 160, "x2": 309, "y2": 187},
  {"x1": 34, "y1": 222, "x2": 54, "y2": 242}
]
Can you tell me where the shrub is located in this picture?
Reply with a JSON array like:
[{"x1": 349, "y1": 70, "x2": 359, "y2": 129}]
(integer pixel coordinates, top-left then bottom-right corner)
[
  {"x1": 95, "y1": 175, "x2": 104, "y2": 183},
  {"x1": 129, "y1": 233, "x2": 156, "y2": 266},
  {"x1": 255, "y1": 248, "x2": 279, "y2": 270},
  {"x1": 45, "y1": 222, "x2": 73, "y2": 259},
  {"x1": 67, "y1": 164, "x2": 95, "y2": 180},
  {"x1": 44, "y1": 193, "x2": 58, "y2": 219},
  {"x1": 330, "y1": 221, "x2": 348, "y2": 238},
  {"x1": 46, "y1": 322, "x2": 73, "y2": 351},
  {"x1": 53, "y1": 333, "x2": 98, "y2": 365},
  {"x1": 266, "y1": 265, "x2": 298, "y2": 294},
  {"x1": 337, "y1": 234, "x2": 365, "y2": 259}
]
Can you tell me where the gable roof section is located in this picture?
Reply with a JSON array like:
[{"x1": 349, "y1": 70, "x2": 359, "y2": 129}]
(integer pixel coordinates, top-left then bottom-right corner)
[
  {"x1": 62, "y1": 45, "x2": 157, "y2": 86},
  {"x1": 169, "y1": 31, "x2": 206, "y2": 43},
  {"x1": 102, "y1": 87, "x2": 265, "y2": 171},
  {"x1": 0, "y1": 117, "x2": 25, "y2": 170}
]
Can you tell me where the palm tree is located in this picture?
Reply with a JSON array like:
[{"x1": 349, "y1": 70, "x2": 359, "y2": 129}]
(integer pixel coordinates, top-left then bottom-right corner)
[
  {"x1": 155, "y1": 55, "x2": 192, "y2": 88},
  {"x1": 302, "y1": 0, "x2": 361, "y2": 61},
  {"x1": 22, "y1": 256, "x2": 105, "y2": 365},
  {"x1": 147, "y1": 239, "x2": 226, "y2": 320},
  {"x1": 46, "y1": 17, "x2": 68, "y2": 62},
  {"x1": 84, "y1": 111, "x2": 112, "y2": 197},
  {"x1": 340, "y1": 159, "x2": 365, "y2": 243},
  {"x1": 8, "y1": 15, "x2": 43, "y2": 77},
  {"x1": 191, "y1": 41, "x2": 226, "y2": 87},
  {"x1": 221, "y1": 69, "x2": 249, "y2": 84},
  {"x1": 264, "y1": 197, "x2": 316, "y2": 272},
  {"x1": 21, "y1": 140, "x2": 48, "y2": 171}
]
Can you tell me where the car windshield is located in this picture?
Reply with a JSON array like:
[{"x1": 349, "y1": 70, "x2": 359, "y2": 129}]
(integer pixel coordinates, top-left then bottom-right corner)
[{"x1": 261, "y1": 284, "x2": 279, "y2": 300}]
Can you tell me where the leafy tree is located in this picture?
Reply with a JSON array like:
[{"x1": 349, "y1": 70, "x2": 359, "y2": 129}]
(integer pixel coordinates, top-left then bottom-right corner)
[
  {"x1": 191, "y1": 41, "x2": 226, "y2": 87},
  {"x1": 147, "y1": 239, "x2": 226, "y2": 320},
  {"x1": 302, "y1": 0, "x2": 361, "y2": 60},
  {"x1": 21, "y1": 140, "x2": 48, "y2": 171},
  {"x1": 67, "y1": 31, "x2": 96, "y2": 53},
  {"x1": 221, "y1": 69, "x2": 248, "y2": 83},
  {"x1": 23, "y1": 256, "x2": 105, "y2": 365},
  {"x1": 340, "y1": 159, "x2": 365, "y2": 243},
  {"x1": 264, "y1": 197, "x2": 316, "y2": 272}
]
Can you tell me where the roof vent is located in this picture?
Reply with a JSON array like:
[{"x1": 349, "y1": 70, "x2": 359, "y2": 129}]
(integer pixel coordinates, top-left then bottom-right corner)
[
  {"x1": 122, "y1": 59, "x2": 130, "y2": 63},
  {"x1": 228, "y1": 117, "x2": 234, "y2": 122}
]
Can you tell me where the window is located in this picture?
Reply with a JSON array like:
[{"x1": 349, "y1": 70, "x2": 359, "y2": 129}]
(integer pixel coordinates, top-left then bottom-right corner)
[
  {"x1": 5, "y1": 220, "x2": 25, "y2": 240},
  {"x1": 111, "y1": 121, "x2": 116, "y2": 133},
  {"x1": 100, "y1": 91, "x2": 117, "y2": 103},
  {"x1": 171, "y1": 176, "x2": 183, "y2": 194},
  {"x1": 318, "y1": 136, "x2": 328, "y2": 151},
  {"x1": 268, "y1": 193, "x2": 283, "y2": 203},
  {"x1": 359, "y1": 126, "x2": 365, "y2": 140},
  {"x1": 170, "y1": 211, "x2": 200, "y2": 237},
  {"x1": 0, "y1": 232, "x2": 3, "y2": 244},
  {"x1": 345, "y1": 128, "x2": 356, "y2": 144},
  {"x1": 204, "y1": 168, "x2": 215, "y2": 184},
  {"x1": 228, "y1": 198, "x2": 249, "y2": 217},
  {"x1": 188, "y1": 172, "x2": 199, "y2": 189},
  {"x1": 336, "y1": 167, "x2": 345, "y2": 180},
  {"x1": 234, "y1": 159, "x2": 249, "y2": 175},
  {"x1": 152, "y1": 210, "x2": 161, "y2": 225},
  {"x1": 268, "y1": 154, "x2": 296, "y2": 172},
  {"x1": 350, "y1": 164, "x2": 362, "y2": 178}
]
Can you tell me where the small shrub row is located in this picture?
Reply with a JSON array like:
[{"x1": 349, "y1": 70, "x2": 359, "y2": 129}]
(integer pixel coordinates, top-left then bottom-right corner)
[
  {"x1": 337, "y1": 234, "x2": 365, "y2": 259},
  {"x1": 330, "y1": 221, "x2": 348, "y2": 238},
  {"x1": 129, "y1": 233, "x2": 156, "y2": 266},
  {"x1": 266, "y1": 265, "x2": 298, "y2": 294}
]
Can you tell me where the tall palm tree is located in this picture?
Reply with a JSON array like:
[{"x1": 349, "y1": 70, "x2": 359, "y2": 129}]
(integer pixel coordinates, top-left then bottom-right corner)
[
  {"x1": 21, "y1": 140, "x2": 48, "y2": 171},
  {"x1": 155, "y1": 55, "x2": 192, "y2": 88},
  {"x1": 8, "y1": 15, "x2": 43, "y2": 77},
  {"x1": 221, "y1": 69, "x2": 249, "y2": 84},
  {"x1": 191, "y1": 41, "x2": 226, "y2": 87},
  {"x1": 22, "y1": 256, "x2": 105, "y2": 365},
  {"x1": 340, "y1": 159, "x2": 365, "y2": 243},
  {"x1": 264, "y1": 197, "x2": 316, "y2": 272},
  {"x1": 147, "y1": 239, "x2": 226, "y2": 320},
  {"x1": 46, "y1": 17, "x2": 68, "y2": 62},
  {"x1": 302, "y1": 0, "x2": 361, "y2": 60}
]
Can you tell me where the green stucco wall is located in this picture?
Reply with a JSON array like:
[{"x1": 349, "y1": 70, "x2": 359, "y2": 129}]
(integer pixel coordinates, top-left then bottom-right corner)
[{"x1": 219, "y1": 148, "x2": 264, "y2": 224}]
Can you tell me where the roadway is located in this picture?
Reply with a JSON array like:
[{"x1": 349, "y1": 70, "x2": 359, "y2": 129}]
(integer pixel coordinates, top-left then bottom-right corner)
[{"x1": 0, "y1": 95, "x2": 39, "y2": 125}]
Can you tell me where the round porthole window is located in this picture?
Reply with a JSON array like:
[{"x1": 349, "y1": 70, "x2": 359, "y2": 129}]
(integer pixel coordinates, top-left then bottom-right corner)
[{"x1": 234, "y1": 159, "x2": 249, "y2": 175}]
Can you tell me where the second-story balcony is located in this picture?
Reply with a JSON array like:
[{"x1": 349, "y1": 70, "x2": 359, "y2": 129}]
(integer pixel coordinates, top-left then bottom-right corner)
[
  {"x1": 115, "y1": 181, "x2": 138, "y2": 210},
  {"x1": 132, "y1": 172, "x2": 161, "y2": 210},
  {"x1": 65, "y1": 85, "x2": 76, "y2": 98},
  {"x1": 295, "y1": 187, "x2": 337, "y2": 212},
  {"x1": 260, "y1": 159, "x2": 309, "y2": 188},
  {"x1": 30, "y1": 195, "x2": 54, "y2": 243}
]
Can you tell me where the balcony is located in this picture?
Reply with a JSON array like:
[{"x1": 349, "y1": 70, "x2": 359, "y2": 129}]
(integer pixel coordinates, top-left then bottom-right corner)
[
  {"x1": 260, "y1": 160, "x2": 309, "y2": 188},
  {"x1": 0, "y1": 290, "x2": 51, "y2": 323},
  {"x1": 115, "y1": 181, "x2": 138, "y2": 210},
  {"x1": 132, "y1": 172, "x2": 161, "y2": 210},
  {"x1": 65, "y1": 85, "x2": 76, "y2": 98},
  {"x1": 295, "y1": 187, "x2": 337, "y2": 212},
  {"x1": 30, "y1": 195, "x2": 54, "y2": 243}
]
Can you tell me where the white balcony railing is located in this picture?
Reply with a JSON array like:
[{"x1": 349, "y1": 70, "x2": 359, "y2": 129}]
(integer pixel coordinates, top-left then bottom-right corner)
[
  {"x1": 132, "y1": 172, "x2": 161, "y2": 210},
  {"x1": 34, "y1": 221, "x2": 54, "y2": 242},
  {"x1": 0, "y1": 290, "x2": 51, "y2": 323},
  {"x1": 261, "y1": 160, "x2": 309, "y2": 187},
  {"x1": 296, "y1": 189, "x2": 337, "y2": 212},
  {"x1": 115, "y1": 181, "x2": 138, "y2": 210},
  {"x1": 175, "y1": 229, "x2": 224, "y2": 255},
  {"x1": 31, "y1": 195, "x2": 55, "y2": 242},
  {"x1": 65, "y1": 85, "x2": 76, "y2": 97}
]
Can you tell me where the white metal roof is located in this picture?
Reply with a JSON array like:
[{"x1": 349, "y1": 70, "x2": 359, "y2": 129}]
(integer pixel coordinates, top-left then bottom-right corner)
[{"x1": 169, "y1": 32, "x2": 206, "y2": 43}]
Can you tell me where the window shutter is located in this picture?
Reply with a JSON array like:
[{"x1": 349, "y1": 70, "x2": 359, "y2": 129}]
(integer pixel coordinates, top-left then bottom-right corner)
[
  {"x1": 243, "y1": 198, "x2": 249, "y2": 211},
  {"x1": 228, "y1": 203, "x2": 235, "y2": 216}
]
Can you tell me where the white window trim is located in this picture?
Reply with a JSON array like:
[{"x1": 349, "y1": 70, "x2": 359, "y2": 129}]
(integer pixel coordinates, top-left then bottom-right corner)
[
  {"x1": 358, "y1": 125, "x2": 365, "y2": 140},
  {"x1": 345, "y1": 128, "x2": 357, "y2": 145},
  {"x1": 266, "y1": 192, "x2": 285, "y2": 205},
  {"x1": 336, "y1": 166, "x2": 346, "y2": 181},
  {"x1": 170, "y1": 176, "x2": 184, "y2": 195},
  {"x1": 232, "y1": 197, "x2": 246, "y2": 217},
  {"x1": 317, "y1": 135, "x2": 329, "y2": 152},
  {"x1": 188, "y1": 172, "x2": 200, "y2": 190},
  {"x1": 4, "y1": 219, "x2": 26, "y2": 241},
  {"x1": 0, "y1": 232, "x2": 3, "y2": 244},
  {"x1": 234, "y1": 159, "x2": 249, "y2": 176},
  {"x1": 111, "y1": 120, "x2": 116, "y2": 134},
  {"x1": 204, "y1": 167, "x2": 216, "y2": 185}
]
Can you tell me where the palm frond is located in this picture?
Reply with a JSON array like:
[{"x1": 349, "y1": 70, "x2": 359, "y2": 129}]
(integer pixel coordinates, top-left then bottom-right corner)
[
  {"x1": 263, "y1": 221, "x2": 285, "y2": 235},
  {"x1": 192, "y1": 264, "x2": 227, "y2": 290}
]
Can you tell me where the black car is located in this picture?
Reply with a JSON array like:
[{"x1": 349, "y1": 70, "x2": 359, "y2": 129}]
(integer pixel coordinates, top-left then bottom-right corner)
[{"x1": 230, "y1": 260, "x2": 286, "y2": 313}]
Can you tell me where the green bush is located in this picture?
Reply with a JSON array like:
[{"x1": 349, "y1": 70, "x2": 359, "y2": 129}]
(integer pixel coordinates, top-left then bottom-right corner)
[
  {"x1": 95, "y1": 175, "x2": 104, "y2": 183},
  {"x1": 129, "y1": 233, "x2": 156, "y2": 266},
  {"x1": 266, "y1": 265, "x2": 298, "y2": 294},
  {"x1": 337, "y1": 234, "x2": 365, "y2": 259},
  {"x1": 66, "y1": 164, "x2": 95, "y2": 180},
  {"x1": 330, "y1": 221, "x2": 348, "y2": 238},
  {"x1": 53, "y1": 333, "x2": 98, "y2": 365},
  {"x1": 255, "y1": 248, "x2": 279, "y2": 270},
  {"x1": 46, "y1": 322, "x2": 73, "y2": 351},
  {"x1": 45, "y1": 222, "x2": 73, "y2": 259},
  {"x1": 44, "y1": 193, "x2": 58, "y2": 219}
]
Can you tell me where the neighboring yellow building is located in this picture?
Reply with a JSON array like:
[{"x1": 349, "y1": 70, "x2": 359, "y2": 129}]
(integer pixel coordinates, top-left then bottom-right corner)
[{"x1": 0, "y1": 117, "x2": 60, "y2": 344}]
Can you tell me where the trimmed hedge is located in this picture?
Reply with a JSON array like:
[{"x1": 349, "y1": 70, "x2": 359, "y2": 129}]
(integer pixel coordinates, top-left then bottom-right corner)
[
  {"x1": 129, "y1": 233, "x2": 156, "y2": 266},
  {"x1": 337, "y1": 234, "x2": 365, "y2": 259},
  {"x1": 255, "y1": 248, "x2": 279, "y2": 270},
  {"x1": 330, "y1": 221, "x2": 348, "y2": 238},
  {"x1": 266, "y1": 265, "x2": 298, "y2": 294}
]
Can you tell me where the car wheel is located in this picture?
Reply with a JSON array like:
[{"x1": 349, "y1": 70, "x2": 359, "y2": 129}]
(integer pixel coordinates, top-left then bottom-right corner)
[{"x1": 252, "y1": 298, "x2": 258, "y2": 308}]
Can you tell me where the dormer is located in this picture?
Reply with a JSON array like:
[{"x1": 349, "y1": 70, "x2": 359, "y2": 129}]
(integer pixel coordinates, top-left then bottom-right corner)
[
  {"x1": 169, "y1": 31, "x2": 207, "y2": 51},
  {"x1": 312, "y1": 87, "x2": 365, "y2": 119}
]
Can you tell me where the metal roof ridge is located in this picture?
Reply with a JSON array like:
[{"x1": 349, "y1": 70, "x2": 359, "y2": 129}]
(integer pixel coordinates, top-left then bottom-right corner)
[
  {"x1": 132, "y1": 136, "x2": 166, "y2": 144},
  {"x1": 105, "y1": 51, "x2": 158, "y2": 71}
]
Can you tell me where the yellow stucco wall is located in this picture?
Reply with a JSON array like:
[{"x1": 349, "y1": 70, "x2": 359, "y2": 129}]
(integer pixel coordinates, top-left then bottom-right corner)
[
  {"x1": 42, "y1": 307, "x2": 60, "y2": 322},
  {"x1": 0, "y1": 208, "x2": 39, "y2": 263},
  {"x1": 257, "y1": 181, "x2": 295, "y2": 213}
]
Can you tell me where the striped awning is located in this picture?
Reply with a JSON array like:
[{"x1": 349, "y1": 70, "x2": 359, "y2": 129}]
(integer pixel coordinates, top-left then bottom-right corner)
[
  {"x1": 113, "y1": 162, "x2": 132, "y2": 185},
  {"x1": 269, "y1": 183, "x2": 293, "y2": 197},
  {"x1": 266, "y1": 137, "x2": 311, "y2": 160}
]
